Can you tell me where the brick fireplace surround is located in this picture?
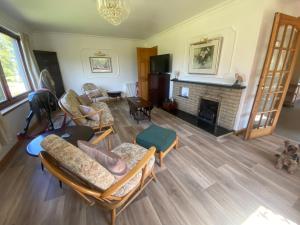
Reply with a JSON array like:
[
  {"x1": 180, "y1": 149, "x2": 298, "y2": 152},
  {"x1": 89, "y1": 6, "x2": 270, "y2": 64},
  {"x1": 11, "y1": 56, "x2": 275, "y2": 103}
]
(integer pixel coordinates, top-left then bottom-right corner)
[{"x1": 172, "y1": 79, "x2": 246, "y2": 130}]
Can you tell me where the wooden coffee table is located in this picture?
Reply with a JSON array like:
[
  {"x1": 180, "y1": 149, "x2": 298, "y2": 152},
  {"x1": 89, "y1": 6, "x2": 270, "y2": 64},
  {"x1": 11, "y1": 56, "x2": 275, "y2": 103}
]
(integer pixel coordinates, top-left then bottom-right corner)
[
  {"x1": 127, "y1": 97, "x2": 153, "y2": 123},
  {"x1": 27, "y1": 126, "x2": 94, "y2": 157}
]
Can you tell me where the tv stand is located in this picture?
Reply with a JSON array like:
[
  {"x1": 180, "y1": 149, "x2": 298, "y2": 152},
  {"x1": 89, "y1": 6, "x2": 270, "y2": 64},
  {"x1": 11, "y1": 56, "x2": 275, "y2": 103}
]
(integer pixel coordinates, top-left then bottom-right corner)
[{"x1": 148, "y1": 73, "x2": 170, "y2": 107}]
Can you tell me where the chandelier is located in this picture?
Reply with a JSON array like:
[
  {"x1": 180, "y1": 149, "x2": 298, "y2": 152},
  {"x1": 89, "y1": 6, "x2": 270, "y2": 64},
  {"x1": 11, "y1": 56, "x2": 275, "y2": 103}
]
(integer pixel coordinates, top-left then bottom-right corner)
[{"x1": 97, "y1": 0, "x2": 130, "y2": 26}]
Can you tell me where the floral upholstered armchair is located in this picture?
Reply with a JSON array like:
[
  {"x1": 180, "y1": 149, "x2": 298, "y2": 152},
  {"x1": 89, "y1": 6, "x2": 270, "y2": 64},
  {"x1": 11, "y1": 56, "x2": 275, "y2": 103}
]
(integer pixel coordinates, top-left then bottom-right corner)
[
  {"x1": 82, "y1": 83, "x2": 110, "y2": 103},
  {"x1": 59, "y1": 89, "x2": 114, "y2": 132},
  {"x1": 39, "y1": 129, "x2": 156, "y2": 225}
]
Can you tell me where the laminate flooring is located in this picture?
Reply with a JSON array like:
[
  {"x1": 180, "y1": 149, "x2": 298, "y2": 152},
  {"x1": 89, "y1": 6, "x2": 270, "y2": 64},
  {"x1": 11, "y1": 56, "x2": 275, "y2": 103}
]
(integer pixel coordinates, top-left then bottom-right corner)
[{"x1": 1, "y1": 100, "x2": 300, "y2": 225}]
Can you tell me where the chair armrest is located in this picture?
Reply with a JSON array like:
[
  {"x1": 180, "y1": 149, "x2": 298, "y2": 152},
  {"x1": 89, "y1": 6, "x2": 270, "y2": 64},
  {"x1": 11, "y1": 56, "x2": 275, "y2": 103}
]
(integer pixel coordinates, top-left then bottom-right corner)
[
  {"x1": 101, "y1": 147, "x2": 156, "y2": 198},
  {"x1": 90, "y1": 127, "x2": 114, "y2": 145}
]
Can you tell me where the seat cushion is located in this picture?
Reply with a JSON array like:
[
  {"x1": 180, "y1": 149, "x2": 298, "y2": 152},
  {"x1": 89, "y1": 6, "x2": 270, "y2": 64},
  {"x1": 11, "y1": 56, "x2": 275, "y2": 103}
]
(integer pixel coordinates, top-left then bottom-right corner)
[
  {"x1": 136, "y1": 124, "x2": 176, "y2": 152},
  {"x1": 41, "y1": 135, "x2": 115, "y2": 191},
  {"x1": 111, "y1": 143, "x2": 155, "y2": 197},
  {"x1": 91, "y1": 102, "x2": 114, "y2": 126},
  {"x1": 78, "y1": 94, "x2": 92, "y2": 105}
]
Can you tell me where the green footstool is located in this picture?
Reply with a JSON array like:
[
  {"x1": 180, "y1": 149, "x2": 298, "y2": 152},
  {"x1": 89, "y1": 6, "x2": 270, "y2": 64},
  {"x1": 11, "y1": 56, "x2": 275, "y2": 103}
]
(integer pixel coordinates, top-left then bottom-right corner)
[{"x1": 135, "y1": 124, "x2": 179, "y2": 166}]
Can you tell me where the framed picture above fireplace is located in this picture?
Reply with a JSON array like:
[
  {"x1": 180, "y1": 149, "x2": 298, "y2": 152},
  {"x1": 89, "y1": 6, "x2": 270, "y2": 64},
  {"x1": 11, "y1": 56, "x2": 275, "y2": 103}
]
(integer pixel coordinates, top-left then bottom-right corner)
[{"x1": 188, "y1": 37, "x2": 223, "y2": 75}]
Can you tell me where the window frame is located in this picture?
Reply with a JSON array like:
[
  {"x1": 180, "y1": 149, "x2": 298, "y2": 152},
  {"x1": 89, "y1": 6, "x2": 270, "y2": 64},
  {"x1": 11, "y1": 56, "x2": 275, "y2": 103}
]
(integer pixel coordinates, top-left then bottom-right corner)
[{"x1": 0, "y1": 26, "x2": 33, "y2": 110}]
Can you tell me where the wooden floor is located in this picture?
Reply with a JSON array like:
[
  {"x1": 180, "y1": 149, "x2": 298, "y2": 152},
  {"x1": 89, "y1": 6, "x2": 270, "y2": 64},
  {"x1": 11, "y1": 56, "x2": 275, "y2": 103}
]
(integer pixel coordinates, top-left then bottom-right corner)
[{"x1": 1, "y1": 100, "x2": 300, "y2": 225}]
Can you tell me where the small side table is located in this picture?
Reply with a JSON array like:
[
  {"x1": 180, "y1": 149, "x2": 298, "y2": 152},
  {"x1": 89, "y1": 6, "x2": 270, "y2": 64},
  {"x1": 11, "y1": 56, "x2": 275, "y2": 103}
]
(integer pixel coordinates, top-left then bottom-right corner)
[
  {"x1": 27, "y1": 126, "x2": 94, "y2": 157},
  {"x1": 107, "y1": 91, "x2": 122, "y2": 100},
  {"x1": 27, "y1": 126, "x2": 94, "y2": 188}
]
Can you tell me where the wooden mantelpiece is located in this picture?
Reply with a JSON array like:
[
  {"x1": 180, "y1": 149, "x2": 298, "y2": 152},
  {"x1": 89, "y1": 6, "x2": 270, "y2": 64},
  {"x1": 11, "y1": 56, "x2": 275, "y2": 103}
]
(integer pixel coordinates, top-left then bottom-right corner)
[{"x1": 171, "y1": 78, "x2": 246, "y2": 90}]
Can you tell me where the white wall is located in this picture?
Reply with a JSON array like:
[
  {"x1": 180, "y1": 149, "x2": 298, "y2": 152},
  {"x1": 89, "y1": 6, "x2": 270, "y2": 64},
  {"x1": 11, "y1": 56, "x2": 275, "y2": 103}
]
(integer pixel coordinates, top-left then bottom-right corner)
[
  {"x1": 31, "y1": 32, "x2": 143, "y2": 94},
  {"x1": 143, "y1": 0, "x2": 300, "y2": 130},
  {"x1": 0, "y1": 10, "x2": 34, "y2": 160}
]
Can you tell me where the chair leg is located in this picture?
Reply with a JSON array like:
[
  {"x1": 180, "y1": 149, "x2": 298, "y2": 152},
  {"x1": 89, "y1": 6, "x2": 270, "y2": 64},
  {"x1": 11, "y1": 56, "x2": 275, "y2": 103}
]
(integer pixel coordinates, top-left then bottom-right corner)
[
  {"x1": 159, "y1": 152, "x2": 163, "y2": 167},
  {"x1": 132, "y1": 138, "x2": 136, "y2": 144},
  {"x1": 111, "y1": 209, "x2": 116, "y2": 225},
  {"x1": 151, "y1": 170, "x2": 158, "y2": 182},
  {"x1": 175, "y1": 137, "x2": 179, "y2": 149},
  {"x1": 111, "y1": 126, "x2": 115, "y2": 134},
  {"x1": 107, "y1": 135, "x2": 112, "y2": 151}
]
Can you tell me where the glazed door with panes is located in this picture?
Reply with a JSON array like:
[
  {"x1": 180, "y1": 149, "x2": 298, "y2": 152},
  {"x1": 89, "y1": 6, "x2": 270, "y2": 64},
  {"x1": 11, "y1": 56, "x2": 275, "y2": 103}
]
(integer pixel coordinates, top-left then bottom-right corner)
[{"x1": 245, "y1": 13, "x2": 300, "y2": 139}]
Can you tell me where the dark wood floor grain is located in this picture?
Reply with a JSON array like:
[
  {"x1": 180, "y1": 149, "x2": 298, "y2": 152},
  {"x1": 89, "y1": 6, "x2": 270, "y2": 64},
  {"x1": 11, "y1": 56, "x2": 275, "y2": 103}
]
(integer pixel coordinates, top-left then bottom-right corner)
[{"x1": 1, "y1": 100, "x2": 300, "y2": 225}]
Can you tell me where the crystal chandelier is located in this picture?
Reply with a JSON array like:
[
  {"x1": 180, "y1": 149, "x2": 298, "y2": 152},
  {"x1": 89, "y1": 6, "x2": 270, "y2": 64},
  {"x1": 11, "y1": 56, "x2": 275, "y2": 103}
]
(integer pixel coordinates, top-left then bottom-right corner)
[{"x1": 97, "y1": 0, "x2": 130, "y2": 26}]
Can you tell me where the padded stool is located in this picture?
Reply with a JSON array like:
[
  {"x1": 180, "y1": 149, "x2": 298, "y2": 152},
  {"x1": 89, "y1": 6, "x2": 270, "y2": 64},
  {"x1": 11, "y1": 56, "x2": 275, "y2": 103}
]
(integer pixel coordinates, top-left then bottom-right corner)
[{"x1": 135, "y1": 124, "x2": 179, "y2": 166}]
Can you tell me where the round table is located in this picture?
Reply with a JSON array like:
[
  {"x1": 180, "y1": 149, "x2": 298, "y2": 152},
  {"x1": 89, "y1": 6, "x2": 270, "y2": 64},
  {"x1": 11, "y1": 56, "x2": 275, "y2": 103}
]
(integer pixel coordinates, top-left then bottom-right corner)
[{"x1": 27, "y1": 126, "x2": 94, "y2": 157}]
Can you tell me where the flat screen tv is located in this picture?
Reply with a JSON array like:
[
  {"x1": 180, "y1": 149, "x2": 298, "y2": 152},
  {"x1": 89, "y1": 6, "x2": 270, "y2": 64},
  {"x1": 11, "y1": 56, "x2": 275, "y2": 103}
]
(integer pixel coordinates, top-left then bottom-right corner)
[{"x1": 150, "y1": 54, "x2": 171, "y2": 73}]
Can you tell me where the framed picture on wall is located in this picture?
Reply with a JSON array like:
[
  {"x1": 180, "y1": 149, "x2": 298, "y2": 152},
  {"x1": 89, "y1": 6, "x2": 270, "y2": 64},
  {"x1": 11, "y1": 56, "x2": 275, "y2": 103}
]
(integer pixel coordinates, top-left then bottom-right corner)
[
  {"x1": 188, "y1": 37, "x2": 223, "y2": 74},
  {"x1": 89, "y1": 56, "x2": 112, "y2": 73}
]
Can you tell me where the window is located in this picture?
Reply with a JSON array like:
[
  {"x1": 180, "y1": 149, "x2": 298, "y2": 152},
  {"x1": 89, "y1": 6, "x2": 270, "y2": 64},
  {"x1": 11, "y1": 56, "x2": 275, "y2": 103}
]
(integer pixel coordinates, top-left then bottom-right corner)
[{"x1": 0, "y1": 27, "x2": 32, "y2": 109}]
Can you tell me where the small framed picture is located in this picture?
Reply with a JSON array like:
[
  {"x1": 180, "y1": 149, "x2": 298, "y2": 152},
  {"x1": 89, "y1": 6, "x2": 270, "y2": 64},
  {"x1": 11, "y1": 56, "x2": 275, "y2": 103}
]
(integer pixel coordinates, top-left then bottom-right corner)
[
  {"x1": 188, "y1": 37, "x2": 223, "y2": 75},
  {"x1": 89, "y1": 57, "x2": 112, "y2": 73}
]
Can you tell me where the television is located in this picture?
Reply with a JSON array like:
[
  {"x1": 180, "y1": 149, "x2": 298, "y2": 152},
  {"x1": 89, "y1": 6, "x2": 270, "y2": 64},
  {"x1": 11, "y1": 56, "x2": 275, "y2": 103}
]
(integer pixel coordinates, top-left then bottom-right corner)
[{"x1": 150, "y1": 54, "x2": 171, "y2": 73}]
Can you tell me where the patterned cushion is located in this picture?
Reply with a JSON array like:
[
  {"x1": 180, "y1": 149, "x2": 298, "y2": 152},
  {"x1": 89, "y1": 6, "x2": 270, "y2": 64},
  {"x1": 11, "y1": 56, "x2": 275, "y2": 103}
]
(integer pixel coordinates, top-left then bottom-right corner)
[
  {"x1": 86, "y1": 89, "x2": 103, "y2": 99},
  {"x1": 82, "y1": 83, "x2": 98, "y2": 91},
  {"x1": 77, "y1": 140, "x2": 128, "y2": 178},
  {"x1": 79, "y1": 105, "x2": 100, "y2": 121},
  {"x1": 78, "y1": 94, "x2": 92, "y2": 105},
  {"x1": 41, "y1": 135, "x2": 115, "y2": 191},
  {"x1": 60, "y1": 90, "x2": 87, "y2": 125},
  {"x1": 91, "y1": 96, "x2": 110, "y2": 103},
  {"x1": 91, "y1": 102, "x2": 114, "y2": 127},
  {"x1": 111, "y1": 143, "x2": 155, "y2": 197},
  {"x1": 82, "y1": 83, "x2": 109, "y2": 103}
]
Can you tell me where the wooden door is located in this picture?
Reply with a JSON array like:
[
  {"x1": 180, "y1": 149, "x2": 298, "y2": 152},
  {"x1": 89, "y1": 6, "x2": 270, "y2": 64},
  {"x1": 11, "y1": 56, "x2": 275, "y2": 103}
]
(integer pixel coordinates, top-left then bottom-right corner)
[
  {"x1": 34, "y1": 50, "x2": 65, "y2": 98},
  {"x1": 136, "y1": 47, "x2": 157, "y2": 100},
  {"x1": 245, "y1": 13, "x2": 300, "y2": 139}
]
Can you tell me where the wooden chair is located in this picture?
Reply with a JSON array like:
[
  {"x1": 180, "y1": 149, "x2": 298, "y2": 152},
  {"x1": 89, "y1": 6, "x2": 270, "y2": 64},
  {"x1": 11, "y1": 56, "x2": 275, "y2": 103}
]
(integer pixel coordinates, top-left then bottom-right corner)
[
  {"x1": 39, "y1": 130, "x2": 156, "y2": 225},
  {"x1": 58, "y1": 90, "x2": 114, "y2": 134}
]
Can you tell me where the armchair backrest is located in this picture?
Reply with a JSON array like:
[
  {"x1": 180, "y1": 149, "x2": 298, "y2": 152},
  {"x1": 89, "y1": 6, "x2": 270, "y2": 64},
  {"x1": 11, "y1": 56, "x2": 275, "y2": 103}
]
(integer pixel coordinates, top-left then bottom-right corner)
[
  {"x1": 82, "y1": 83, "x2": 98, "y2": 91},
  {"x1": 59, "y1": 89, "x2": 87, "y2": 125},
  {"x1": 82, "y1": 83, "x2": 108, "y2": 98}
]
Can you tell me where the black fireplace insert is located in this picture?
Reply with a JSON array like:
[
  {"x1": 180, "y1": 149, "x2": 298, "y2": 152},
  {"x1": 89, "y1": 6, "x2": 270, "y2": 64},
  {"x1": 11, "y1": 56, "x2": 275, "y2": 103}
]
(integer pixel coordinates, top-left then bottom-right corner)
[{"x1": 198, "y1": 98, "x2": 219, "y2": 125}]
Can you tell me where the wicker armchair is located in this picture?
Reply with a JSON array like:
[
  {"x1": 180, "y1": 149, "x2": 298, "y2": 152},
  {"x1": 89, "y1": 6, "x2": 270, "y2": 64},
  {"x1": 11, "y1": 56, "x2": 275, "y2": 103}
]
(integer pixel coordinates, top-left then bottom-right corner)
[
  {"x1": 82, "y1": 83, "x2": 109, "y2": 102},
  {"x1": 39, "y1": 129, "x2": 156, "y2": 225},
  {"x1": 59, "y1": 89, "x2": 114, "y2": 132}
]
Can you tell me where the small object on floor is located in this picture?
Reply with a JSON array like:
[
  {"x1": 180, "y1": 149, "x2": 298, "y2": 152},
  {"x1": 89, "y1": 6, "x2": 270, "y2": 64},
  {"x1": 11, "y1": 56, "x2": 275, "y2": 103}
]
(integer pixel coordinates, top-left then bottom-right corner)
[
  {"x1": 162, "y1": 99, "x2": 177, "y2": 112},
  {"x1": 275, "y1": 140, "x2": 300, "y2": 174},
  {"x1": 135, "y1": 124, "x2": 179, "y2": 167}
]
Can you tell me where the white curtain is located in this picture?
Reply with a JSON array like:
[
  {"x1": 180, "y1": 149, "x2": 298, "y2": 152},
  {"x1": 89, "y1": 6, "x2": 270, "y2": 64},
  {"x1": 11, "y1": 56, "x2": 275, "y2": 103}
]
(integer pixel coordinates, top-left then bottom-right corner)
[
  {"x1": 20, "y1": 33, "x2": 40, "y2": 90},
  {"x1": 0, "y1": 114, "x2": 9, "y2": 147}
]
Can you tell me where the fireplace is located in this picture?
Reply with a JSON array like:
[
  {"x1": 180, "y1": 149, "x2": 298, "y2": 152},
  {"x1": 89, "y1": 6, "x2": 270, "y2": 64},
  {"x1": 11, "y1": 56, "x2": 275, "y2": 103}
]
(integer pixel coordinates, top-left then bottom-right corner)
[{"x1": 198, "y1": 98, "x2": 220, "y2": 126}]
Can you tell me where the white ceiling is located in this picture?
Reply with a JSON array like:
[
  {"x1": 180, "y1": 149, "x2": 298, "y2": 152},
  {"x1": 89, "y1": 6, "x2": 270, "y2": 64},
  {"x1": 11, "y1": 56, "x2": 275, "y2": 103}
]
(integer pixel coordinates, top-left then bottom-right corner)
[{"x1": 0, "y1": 0, "x2": 228, "y2": 39}]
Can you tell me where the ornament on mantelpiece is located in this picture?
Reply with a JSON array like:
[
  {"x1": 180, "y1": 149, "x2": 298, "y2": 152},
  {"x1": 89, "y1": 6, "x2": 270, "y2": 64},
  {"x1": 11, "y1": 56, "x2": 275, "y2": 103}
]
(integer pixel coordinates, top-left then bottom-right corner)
[
  {"x1": 233, "y1": 73, "x2": 244, "y2": 87},
  {"x1": 174, "y1": 70, "x2": 180, "y2": 80}
]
